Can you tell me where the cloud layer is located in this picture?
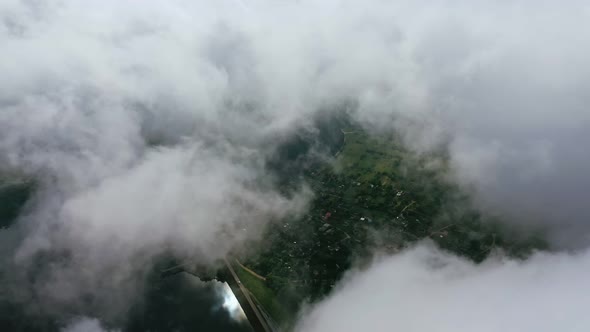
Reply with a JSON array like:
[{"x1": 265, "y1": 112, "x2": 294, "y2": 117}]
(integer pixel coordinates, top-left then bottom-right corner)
[
  {"x1": 297, "y1": 243, "x2": 590, "y2": 332},
  {"x1": 1, "y1": 0, "x2": 590, "y2": 329}
]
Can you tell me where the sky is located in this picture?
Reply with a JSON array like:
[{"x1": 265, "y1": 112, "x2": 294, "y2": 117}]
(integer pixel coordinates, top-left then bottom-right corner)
[{"x1": 1, "y1": 0, "x2": 590, "y2": 331}]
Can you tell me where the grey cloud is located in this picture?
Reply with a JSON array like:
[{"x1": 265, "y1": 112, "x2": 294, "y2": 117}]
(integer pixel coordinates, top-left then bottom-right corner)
[{"x1": 61, "y1": 317, "x2": 118, "y2": 332}]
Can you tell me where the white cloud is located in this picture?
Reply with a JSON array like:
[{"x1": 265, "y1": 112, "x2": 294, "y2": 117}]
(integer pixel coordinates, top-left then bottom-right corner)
[
  {"x1": 297, "y1": 243, "x2": 590, "y2": 332},
  {"x1": 2, "y1": 0, "x2": 590, "y2": 325}
]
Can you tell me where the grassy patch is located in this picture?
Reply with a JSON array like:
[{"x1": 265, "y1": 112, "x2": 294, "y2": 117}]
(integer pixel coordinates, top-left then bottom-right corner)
[{"x1": 234, "y1": 264, "x2": 290, "y2": 325}]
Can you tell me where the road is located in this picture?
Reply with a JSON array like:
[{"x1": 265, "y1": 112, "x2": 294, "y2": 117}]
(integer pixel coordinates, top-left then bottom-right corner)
[{"x1": 223, "y1": 257, "x2": 273, "y2": 332}]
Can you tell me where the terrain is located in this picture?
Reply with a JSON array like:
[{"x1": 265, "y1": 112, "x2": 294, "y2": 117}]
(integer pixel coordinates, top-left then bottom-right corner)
[
  {"x1": 230, "y1": 115, "x2": 546, "y2": 329},
  {"x1": 0, "y1": 115, "x2": 546, "y2": 332}
]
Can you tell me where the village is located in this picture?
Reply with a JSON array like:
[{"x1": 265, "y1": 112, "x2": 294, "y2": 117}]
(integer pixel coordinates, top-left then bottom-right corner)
[{"x1": 233, "y1": 127, "x2": 547, "y2": 328}]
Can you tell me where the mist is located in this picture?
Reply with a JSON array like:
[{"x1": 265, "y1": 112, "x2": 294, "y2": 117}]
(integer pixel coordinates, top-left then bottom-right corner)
[{"x1": 1, "y1": 0, "x2": 590, "y2": 330}]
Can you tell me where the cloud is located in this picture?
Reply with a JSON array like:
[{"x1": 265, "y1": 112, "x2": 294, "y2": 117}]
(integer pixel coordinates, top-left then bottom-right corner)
[
  {"x1": 3, "y1": 0, "x2": 590, "y2": 245},
  {"x1": 0, "y1": 0, "x2": 314, "y2": 321},
  {"x1": 10, "y1": 143, "x2": 308, "y2": 319},
  {"x1": 296, "y1": 243, "x2": 590, "y2": 332},
  {"x1": 61, "y1": 318, "x2": 118, "y2": 332},
  {"x1": 1, "y1": 0, "x2": 590, "y2": 327}
]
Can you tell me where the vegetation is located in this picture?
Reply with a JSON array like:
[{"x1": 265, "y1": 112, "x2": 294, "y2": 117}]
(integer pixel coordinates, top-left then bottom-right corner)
[
  {"x1": 233, "y1": 263, "x2": 289, "y2": 325},
  {"x1": 237, "y1": 117, "x2": 546, "y2": 327}
]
